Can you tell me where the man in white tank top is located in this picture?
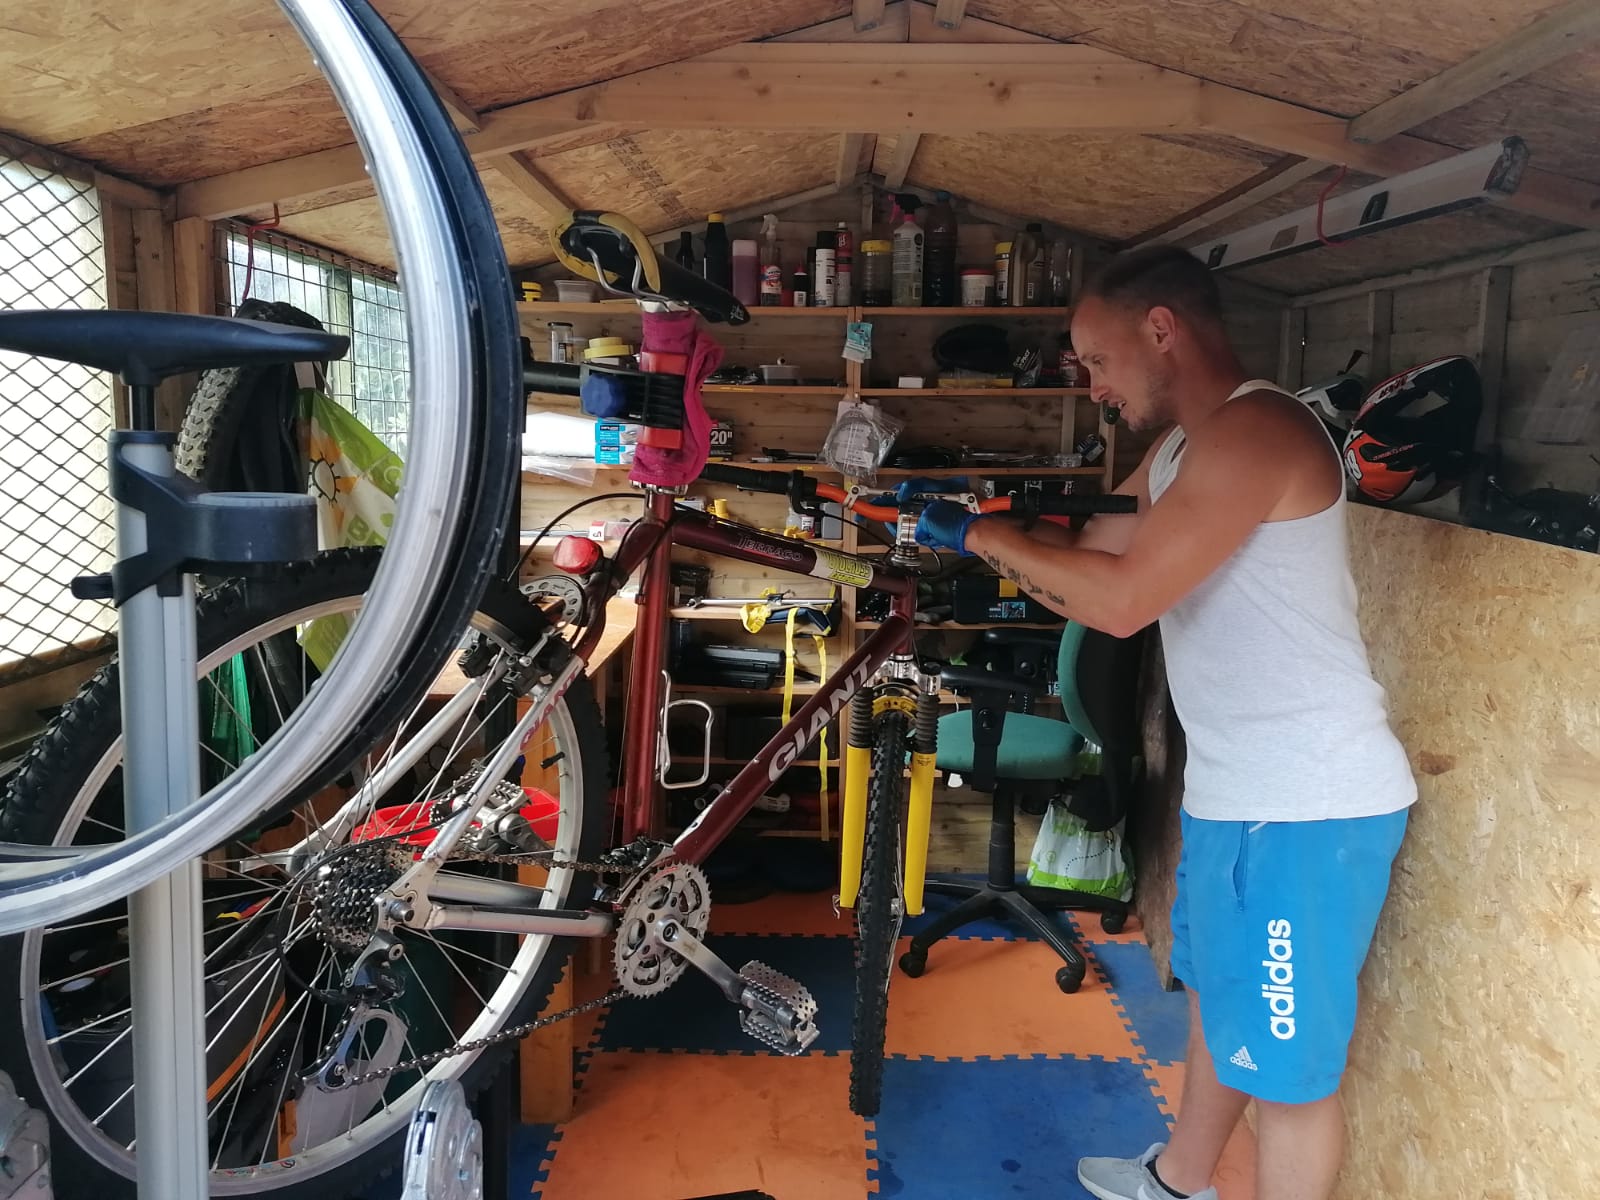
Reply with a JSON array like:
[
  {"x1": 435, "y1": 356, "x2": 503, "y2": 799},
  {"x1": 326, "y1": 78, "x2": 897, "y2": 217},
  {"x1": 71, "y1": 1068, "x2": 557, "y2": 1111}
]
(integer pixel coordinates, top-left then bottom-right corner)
[{"x1": 909, "y1": 245, "x2": 1415, "y2": 1200}]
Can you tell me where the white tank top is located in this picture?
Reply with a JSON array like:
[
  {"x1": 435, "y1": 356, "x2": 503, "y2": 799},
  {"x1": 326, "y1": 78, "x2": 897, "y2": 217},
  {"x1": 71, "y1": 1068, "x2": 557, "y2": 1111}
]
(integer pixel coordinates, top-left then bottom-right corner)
[{"x1": 1148, "y1": 379, "x2": 1416, "y2": 822}]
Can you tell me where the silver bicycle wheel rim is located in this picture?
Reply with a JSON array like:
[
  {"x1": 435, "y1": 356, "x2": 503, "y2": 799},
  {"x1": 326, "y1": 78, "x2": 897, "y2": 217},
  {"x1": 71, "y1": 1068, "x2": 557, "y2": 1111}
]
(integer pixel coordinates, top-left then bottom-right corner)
[
  {"x1": 18, "y1": 595, "x2": 587, "y2": 1191},
  {"x1": 0, "y1": 0, "x2": 480, "y2": 933}
]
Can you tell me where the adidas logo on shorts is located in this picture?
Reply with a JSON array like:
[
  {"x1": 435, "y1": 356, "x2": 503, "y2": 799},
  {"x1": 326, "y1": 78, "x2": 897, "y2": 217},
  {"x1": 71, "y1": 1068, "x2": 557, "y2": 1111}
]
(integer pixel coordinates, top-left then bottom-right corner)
[{"x1": 1230, "y1": 1045, "x2": 1259, "y2": 1071}]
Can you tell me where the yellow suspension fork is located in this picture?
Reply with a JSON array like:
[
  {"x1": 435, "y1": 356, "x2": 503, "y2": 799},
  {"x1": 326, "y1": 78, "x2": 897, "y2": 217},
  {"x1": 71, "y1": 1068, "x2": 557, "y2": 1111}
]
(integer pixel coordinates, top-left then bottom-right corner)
[
  {"x1": 903, "y1": 688, "x2": 939, "y2": 917},
  {"x1": 838, "y1": 690, "x2": 876, "y2": 909}
]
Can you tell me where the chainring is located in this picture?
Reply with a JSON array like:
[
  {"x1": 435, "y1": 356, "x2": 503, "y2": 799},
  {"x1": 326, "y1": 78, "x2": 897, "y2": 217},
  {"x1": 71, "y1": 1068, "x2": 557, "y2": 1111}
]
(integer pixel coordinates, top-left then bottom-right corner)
[{"x1": 611, "y1": 862, "x2": 711, "y2": 998}]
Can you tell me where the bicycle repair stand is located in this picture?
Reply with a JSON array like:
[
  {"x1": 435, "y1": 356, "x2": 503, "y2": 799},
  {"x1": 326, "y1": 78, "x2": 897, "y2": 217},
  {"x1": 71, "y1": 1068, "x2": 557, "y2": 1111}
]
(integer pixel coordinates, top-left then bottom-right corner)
[{"x1": 72, "y1": 376, "x2": 318, "y2": 1197}]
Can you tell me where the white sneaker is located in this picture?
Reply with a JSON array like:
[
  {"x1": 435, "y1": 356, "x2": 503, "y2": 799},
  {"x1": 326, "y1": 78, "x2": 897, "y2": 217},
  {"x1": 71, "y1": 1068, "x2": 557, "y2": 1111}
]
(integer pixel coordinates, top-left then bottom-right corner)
[{"x1": 1076, "y1": 1142, "x2": 1219, "y2": 1200}]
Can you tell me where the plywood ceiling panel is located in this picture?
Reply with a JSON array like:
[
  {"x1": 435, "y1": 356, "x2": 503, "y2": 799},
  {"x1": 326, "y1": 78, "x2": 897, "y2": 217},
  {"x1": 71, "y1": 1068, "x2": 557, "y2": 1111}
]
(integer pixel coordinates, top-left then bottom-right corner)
[
  {"x1": 972, "y1": 0, "x2": 1582, "y2": 117},
  {"x1": 1413, "y1": 70, "x2": 1600, "y2": 186},
  {"x1": 907, "y1": 132, "x2": 1276, "y2": 240},
  {"x1": 4, "y1": 0, "x2": 843, "y2": 158}
]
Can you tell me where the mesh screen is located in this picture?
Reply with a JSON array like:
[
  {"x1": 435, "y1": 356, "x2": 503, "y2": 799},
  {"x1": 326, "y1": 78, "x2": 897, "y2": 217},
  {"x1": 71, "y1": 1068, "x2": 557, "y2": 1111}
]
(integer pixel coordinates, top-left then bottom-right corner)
[
  {"x1": 0, "y1": 154, "x2": 114, "y2": 684},
  {"x1": 219, "y1": 225, "x2": 410, "y2": 456}
]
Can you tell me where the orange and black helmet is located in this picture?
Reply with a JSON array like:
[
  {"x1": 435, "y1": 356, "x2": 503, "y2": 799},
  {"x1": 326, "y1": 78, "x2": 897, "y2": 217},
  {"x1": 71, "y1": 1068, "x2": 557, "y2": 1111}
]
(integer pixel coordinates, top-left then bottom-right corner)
[{"x1": 1342, "y1": 356, "x2": 1482, "y2": 505}]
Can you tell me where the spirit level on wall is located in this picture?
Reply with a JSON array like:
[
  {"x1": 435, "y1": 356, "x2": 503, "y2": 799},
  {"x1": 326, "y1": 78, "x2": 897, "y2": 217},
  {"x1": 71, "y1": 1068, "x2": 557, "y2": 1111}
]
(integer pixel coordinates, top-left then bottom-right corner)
[{"x1": 1189, "y1": 138, "x2": 1529, "y2": 272}]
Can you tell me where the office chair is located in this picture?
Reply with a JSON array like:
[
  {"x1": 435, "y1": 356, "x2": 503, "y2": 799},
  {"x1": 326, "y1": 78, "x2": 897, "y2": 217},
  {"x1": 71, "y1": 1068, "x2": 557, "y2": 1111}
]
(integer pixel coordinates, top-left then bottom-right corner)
[{"x1": 900, "y1": 623, "x2": 1145, "y2": 993}]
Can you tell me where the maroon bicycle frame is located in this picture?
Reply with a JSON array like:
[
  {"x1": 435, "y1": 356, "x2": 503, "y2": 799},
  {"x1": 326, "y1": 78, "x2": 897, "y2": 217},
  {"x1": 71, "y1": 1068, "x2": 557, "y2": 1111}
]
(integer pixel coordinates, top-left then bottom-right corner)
[{"x1": 570, "y1": 489, "x2": 918, "y2": 859}]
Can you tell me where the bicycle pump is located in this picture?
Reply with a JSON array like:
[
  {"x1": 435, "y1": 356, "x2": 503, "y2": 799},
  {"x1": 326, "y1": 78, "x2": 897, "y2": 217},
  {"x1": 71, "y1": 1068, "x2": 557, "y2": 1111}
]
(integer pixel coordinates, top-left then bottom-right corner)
[{"x1": 75, "y1": 367, "x2": 321, "y2": 1195}]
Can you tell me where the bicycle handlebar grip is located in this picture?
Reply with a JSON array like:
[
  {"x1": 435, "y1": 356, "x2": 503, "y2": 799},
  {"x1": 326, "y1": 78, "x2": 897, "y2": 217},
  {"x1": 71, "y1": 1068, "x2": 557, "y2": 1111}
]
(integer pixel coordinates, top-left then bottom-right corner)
[
  {"x1": 1034, "y1": 494, "x2": 1138, "y2": 516},
  {"x1": 698, "y1": 463, "x2": 814, "y2": 497}
]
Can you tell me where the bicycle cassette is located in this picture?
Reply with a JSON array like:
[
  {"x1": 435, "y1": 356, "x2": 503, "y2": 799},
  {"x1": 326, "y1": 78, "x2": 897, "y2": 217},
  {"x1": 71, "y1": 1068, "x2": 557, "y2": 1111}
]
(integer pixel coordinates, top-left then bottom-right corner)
[{"x1": 612, "y1": 862, "x2": 711, "y2": 998}]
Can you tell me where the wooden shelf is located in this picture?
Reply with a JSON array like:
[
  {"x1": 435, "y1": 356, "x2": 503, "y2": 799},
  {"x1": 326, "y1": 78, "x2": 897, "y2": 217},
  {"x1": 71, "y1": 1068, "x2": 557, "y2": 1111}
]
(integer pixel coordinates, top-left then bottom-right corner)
[
  {"x1": 669, "y1": 598, "x2": 840, "y2": 622},
  {"x1": 858, "y1": 306, "x2": 1070, "y2": 318},
  {"x1": 673, "y1": 682, "x2": 822, "y2": 696},
  {"x1": 702, "y1": 756, "x2": 839, "y2": 767},
  {"x1": 703, "y1": 384, "x2": 844, "y2": 395},
  {"x1": 518, "y1": 301, "x2": 850, "y2": 320},
  {"x1": 858, "y1": 387, "x2": 1090, "y2": 397},
  {"x1": 854, "y1": 620, "x2": 1065, "y2": 631}
]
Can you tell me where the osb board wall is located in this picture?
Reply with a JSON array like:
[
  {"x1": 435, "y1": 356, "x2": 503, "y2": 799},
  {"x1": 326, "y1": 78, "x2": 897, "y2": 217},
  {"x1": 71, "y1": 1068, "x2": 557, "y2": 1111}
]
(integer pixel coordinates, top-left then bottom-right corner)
[
  {"x1": 1338, "y1": 507, "x2": 1600, "y2": 1200},
  {"x1": 1297, "y1": 236, "x2": 1600, "y2": 492}
]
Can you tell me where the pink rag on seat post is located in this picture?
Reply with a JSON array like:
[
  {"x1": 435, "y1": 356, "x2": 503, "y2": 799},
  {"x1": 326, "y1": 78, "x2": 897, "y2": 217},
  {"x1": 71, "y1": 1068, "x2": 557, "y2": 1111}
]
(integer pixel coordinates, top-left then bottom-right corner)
[{"x1": 629, "y1": 310, "x2": 724, "y2": 488}]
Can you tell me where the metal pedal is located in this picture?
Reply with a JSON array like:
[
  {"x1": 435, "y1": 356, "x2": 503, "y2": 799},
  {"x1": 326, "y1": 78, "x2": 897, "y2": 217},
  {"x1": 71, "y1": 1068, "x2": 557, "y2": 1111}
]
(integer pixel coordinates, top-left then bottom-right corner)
[
  {"x1": 736, "y1": 961, "x2": 819, "y2": 1055},
  {"x1": 655, "y1": 920, "x2": 820, "y2": 1054}
]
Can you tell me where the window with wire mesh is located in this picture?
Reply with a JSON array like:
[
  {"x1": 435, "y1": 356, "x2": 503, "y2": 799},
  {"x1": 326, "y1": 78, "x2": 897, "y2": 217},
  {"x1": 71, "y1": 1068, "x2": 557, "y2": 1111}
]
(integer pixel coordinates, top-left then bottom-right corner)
[
  {"x1": 0, "y1": 152, "x2": 114, "y2": 685},
  {"x1": 218, "y1": 225, "x2": 410, "y2": 456}
]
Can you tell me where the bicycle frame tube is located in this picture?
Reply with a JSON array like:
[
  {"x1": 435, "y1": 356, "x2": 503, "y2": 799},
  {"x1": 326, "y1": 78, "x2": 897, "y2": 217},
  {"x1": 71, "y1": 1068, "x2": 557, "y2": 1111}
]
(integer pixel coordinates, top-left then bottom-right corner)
[{"x1": 590, "y1": 497, "x2": 917, "y2": 841}]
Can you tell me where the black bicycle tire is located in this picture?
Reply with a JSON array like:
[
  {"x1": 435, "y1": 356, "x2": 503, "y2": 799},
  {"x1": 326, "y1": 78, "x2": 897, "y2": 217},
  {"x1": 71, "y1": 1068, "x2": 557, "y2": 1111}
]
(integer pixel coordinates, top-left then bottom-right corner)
[
  {"x1": 848, "y1": 708, "x2": 907, "y2": 1118},
  {"x1": 173, "y1": 364, "x2": 250, "y2": 489},
  {"x1": 0, "y1": 548, "x2": 609, "y2": 1200}
]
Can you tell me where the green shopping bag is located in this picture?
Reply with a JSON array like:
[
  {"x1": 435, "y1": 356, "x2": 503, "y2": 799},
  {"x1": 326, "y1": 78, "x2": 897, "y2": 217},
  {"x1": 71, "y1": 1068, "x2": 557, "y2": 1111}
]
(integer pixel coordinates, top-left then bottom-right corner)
[{"x1": 299, "y1": 389, "x2": 404, "y2": 670}]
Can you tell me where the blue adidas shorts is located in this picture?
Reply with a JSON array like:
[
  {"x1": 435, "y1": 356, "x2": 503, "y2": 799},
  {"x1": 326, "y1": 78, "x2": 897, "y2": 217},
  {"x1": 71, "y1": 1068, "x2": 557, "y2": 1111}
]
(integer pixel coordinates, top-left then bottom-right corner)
[{"x1": 1169, "y1": 808, "x2": 1408, "y2": 1104}]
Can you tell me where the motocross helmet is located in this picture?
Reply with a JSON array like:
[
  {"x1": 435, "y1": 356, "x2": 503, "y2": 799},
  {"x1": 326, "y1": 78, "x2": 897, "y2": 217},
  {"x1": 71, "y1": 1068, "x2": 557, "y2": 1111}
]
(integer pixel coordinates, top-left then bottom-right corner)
[{"x1": 1342, "y1": 356, "x2": 1482, "y2": 505}]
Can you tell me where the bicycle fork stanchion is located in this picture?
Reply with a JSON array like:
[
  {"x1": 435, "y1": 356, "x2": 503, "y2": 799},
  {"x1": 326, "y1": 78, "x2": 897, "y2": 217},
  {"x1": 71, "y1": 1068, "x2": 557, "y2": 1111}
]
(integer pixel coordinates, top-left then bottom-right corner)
[{"x1": 92, "y1": 383, "x2": 318, "y2": 1197}]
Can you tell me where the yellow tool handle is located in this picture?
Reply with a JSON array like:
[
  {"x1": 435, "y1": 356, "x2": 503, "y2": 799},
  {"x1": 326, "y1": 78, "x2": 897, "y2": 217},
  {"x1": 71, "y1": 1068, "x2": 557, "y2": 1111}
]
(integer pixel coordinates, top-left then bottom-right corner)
[
  {"x1": 838, "y1": 742, "x2": 871, "y2": 908},
  {"x1": 903, "y1": 751, "x2": 937, "y2": 916}
]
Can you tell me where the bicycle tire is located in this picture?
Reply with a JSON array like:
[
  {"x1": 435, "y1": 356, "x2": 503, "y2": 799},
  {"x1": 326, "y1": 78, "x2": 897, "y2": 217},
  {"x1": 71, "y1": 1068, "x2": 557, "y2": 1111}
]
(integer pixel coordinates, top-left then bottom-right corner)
[
  {"x1": 0, "y1": 549, "x2": 608, "y2": 1199},
  {"x1": 849, "y1": 708, "x2": 908, "y2": 1118}
]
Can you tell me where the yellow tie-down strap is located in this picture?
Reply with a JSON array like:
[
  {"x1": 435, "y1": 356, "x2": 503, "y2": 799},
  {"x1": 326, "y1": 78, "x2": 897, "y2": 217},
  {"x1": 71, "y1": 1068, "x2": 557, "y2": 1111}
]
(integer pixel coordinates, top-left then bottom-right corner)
[{"x1": 780, "y1": 604, "x2": 831, "y2": 839}]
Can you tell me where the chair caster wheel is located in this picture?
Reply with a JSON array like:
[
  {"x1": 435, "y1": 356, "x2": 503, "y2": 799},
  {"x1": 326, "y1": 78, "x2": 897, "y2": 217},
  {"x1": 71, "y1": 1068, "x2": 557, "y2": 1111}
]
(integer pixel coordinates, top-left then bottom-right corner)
[
  {"x1": 1100, "y1": 909, "x2": 1127, "y2": 935},
  {"x1": 898, "y1": 950, "x2": 927, "y2": 978},
  {"x1": 1055, "y1": 963, "x2": 1085, "y2": 994}
]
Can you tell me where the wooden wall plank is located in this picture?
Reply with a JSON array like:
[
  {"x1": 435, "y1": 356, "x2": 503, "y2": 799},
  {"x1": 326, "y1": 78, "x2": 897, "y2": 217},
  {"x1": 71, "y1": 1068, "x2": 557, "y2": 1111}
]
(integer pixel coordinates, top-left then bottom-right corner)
[{"x1": 1278, "y1": 307, "x2": 1306, "y2": 389}]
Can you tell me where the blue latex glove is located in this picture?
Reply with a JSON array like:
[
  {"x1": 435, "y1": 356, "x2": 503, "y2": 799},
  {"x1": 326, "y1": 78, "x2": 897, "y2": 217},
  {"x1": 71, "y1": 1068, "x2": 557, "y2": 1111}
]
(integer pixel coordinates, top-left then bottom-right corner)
[
  {"x1": 914, "y1": 499, "x2": 985, "y2": 555},
  {"x1": 894, "y1": 476, "x2": 970, "y2": 502}
]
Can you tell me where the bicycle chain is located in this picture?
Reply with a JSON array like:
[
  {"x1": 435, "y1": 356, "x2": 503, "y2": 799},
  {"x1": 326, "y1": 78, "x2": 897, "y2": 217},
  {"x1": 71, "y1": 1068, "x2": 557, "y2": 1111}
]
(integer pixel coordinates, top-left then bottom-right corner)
[{"x1": 320, "y1": 844, "x2": 638, "y2": 1090}]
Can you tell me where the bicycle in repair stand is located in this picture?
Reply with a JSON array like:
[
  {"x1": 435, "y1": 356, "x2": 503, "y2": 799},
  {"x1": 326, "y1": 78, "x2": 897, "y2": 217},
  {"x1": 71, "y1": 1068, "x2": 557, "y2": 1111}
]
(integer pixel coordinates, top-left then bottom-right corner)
[{"x1": 0, "y1": 10, "x2": 1130, "y2": 1197}]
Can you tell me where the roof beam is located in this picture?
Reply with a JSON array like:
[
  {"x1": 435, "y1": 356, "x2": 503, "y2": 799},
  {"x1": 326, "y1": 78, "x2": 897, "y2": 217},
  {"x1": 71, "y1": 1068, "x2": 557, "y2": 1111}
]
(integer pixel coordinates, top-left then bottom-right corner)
[
  {"x1": 1350, "y1": 0, "x2": 1600, "y2": 145},
  {"x1": 853, "y1": 0, "x2": 887, "y2": 32},
  {"x1": 778, "y1": 1, "x2": 908, "y2": 42},
  {"x1": 1128, "y1": 155, "x2": 1328, "y2": 246},
  {"x1": 881, "y1": 134, "x2": 921, "y2": 190},
  {"x1": 175, "y1": 42, "x2": 1600, "y2": 229},
  {"x1": 932, "y1": 0, "x2": 968, "y2": 31},
  {"x1": 907, "y1": 1, "x2": 1048, "y2": 42},
  {"x1": 487, "y1": 152, "x2": 575, "y2": 217},
  {"x1": 836, "y1": 134, "x2": 868, "y2": 187},
  {"x1": 423, "y1": 70, "x2": 482, "y2": 136}
]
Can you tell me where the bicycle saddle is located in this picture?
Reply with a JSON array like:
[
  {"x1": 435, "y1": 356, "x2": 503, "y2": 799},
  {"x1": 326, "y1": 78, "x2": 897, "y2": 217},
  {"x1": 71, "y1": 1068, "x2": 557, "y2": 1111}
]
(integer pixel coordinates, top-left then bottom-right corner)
[
  {"x1": 0, "y1": 309, "x2": 350, "y2": 387},
  {"x1": 552, "y1": 210, "x2": 749, "y2": 326}
]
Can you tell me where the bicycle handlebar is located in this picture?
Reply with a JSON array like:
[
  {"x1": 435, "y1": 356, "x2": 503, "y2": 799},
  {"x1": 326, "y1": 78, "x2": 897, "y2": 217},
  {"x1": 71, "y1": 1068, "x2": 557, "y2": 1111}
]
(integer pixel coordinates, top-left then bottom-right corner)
[{"x1": 695, "y1": 462, "x2": 1136, "y2": 524}]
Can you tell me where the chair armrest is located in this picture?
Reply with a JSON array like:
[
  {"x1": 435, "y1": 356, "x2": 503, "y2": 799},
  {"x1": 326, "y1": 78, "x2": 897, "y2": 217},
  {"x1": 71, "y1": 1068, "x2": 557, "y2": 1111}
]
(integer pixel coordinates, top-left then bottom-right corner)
[
  {"x1": 981, "y1": 628, "x2": 1064, "y2": 652},
  {"x1": 938, "y1": 663, "x2": 1047, "y2": 699}
]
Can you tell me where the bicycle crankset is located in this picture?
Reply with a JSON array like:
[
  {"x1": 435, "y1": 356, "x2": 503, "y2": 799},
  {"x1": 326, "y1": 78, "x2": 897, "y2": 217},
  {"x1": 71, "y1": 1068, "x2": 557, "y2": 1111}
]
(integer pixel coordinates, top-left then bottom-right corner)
[{"x1": 611, "y1": 861, "x2": 820, "y2": 1054}]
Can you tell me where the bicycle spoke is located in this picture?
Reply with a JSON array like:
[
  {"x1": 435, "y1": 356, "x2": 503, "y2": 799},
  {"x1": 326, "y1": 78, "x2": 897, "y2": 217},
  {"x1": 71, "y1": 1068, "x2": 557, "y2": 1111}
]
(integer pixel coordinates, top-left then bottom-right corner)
[
  {"x1": 412, "y1": 929, "x2": 490, "y2": 1009},
  {"x1": 404, "y1": 927, "x2": 519, "y2": 975},
  {"x1": 252, "y1": 943, "x2": 331, "y2": 1167},
  {"x1": 212, "y1": 936, "x2": 291, "y2": 1164}
]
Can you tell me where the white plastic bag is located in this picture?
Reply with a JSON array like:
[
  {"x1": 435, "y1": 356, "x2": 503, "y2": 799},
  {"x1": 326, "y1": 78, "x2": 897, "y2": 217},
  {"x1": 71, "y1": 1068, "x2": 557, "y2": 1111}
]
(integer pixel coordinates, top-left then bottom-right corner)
[
  {"x1": 1027, "y1": 806, "x2": 1133, "y2": 901},
  {"x1": 821, "y1": 399, "x2": 901, "y2": 482}
]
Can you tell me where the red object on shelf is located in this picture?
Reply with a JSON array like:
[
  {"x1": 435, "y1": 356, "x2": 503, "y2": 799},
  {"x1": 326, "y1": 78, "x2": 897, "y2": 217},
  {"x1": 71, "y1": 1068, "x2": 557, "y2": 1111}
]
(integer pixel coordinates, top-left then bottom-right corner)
[
  {"x1": 553, "y1": 534, "x2": 603, "y2": 574},
  {"x1": 352, "y1": 787, "x2": 563, "y2": 849}
]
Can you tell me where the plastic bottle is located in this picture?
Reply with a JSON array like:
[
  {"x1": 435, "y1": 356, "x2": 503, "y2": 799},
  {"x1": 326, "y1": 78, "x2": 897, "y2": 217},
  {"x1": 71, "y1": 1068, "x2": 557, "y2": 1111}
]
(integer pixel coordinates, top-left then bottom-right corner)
[
  {"x1": 812, "y1": 231, "x2": 836, "y2": 306},
  {"x1": 675, "y1": 231, "x2": 696, "y2": 273},
  {"x1": 860, "y1": 240, "x2": 893, "y2": 306},
  {"x1": 759, "y1": 214, "x2": 783, "y2": 307},
  {"x1": 1024, "y1": 225, "x2": 1049, "y2": 307},
  {"x1": 994, "y1": 241, "x2": 1013, "y2": 306},
  {"x1": 702, "y1": 213, "x2": 731, "y2": 291},
  {"x1": 922, "y1": 190, "x2": 959, "y2": 307},
  {"x1": 1047, "y1": 238, "x2": 1073, "y2": 307},
  {"x1": 731, "y1": 238, "x2": 760, "y2": 306},
  {"x1": 833, "y1": 221, "x2": 854, "y2": 306},
  {"x1": 790, "y1": 261, "x2": 810, "y2": 308},
  {"x1": 891, "y1": 194, "x2": 925, "y2": 307}
]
